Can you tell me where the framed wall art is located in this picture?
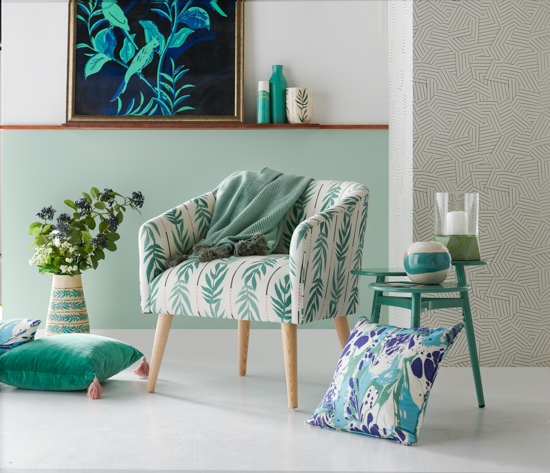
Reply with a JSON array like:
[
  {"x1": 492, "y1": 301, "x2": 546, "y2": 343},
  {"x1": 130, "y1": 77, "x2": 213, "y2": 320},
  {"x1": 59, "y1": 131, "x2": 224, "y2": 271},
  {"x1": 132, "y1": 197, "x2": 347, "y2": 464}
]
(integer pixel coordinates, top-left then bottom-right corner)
[{"x1": 67, "y1": 0, "x2": 244, "y2": 124}]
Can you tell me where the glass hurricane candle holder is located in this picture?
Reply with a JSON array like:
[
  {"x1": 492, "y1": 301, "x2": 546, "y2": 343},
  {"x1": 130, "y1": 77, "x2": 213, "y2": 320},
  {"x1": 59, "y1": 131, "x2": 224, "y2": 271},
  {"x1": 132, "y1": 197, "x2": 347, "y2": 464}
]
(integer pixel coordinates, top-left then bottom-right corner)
[{"x1": 434, "y1": 192, "x2": 480, "y2": 261}]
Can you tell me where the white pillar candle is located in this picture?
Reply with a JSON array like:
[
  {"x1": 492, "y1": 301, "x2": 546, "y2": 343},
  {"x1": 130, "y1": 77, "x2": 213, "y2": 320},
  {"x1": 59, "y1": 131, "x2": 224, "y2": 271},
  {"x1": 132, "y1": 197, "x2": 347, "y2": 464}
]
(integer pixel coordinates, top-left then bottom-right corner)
[{"x1": 446, "y1": 211, "x2": 468, "y2": 235}]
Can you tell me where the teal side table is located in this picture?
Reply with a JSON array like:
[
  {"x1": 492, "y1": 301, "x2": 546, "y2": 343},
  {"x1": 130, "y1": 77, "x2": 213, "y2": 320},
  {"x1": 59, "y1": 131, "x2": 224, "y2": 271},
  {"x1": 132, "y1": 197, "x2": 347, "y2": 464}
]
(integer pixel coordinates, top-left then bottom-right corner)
[{"x1": 352, "y1": 261, "x2": 488, "y2": 408}]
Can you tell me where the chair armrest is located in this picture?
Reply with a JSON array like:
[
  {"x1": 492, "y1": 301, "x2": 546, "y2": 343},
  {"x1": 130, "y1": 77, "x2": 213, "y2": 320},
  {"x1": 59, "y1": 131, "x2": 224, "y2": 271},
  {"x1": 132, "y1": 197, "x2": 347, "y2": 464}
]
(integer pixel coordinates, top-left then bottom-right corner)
[
  {"x1": 289, "y1": 186, "x2": 369, "y2": 324},
  {"x1": 138, "y1": 191, "x2": 216, "y2": 313}
]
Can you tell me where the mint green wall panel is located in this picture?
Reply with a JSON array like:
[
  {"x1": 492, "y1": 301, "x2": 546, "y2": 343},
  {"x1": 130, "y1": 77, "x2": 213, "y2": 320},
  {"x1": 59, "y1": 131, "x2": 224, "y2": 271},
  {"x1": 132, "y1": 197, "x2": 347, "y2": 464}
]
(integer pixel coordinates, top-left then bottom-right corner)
[{"x1": 2, "y1": 130, "x2": 388, "y2": 329}]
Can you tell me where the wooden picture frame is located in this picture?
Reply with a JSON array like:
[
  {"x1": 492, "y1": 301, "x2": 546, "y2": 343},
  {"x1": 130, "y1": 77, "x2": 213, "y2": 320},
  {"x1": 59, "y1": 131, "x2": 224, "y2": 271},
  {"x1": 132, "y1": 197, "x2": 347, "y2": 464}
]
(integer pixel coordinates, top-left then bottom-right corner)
[{"x1": 67, "y1": 0, "x2": 244, "y2": 124}]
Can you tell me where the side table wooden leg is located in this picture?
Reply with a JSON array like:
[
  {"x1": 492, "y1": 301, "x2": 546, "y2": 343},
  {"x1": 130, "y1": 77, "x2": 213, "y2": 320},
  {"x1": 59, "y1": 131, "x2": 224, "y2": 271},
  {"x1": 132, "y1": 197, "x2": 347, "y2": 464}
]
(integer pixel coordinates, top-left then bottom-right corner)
[
  {"x1": 462, "y1": 293, "x2": 486, "y2": 408},
  {"x1": 411, "y1": 293, "x2": 421, "y2": 328},
  {"x1": 370, "y1": 276, "x2": 384, "y2": 323},
  {"x1": 456, "y1": 265, "x2": 485, "y2": 408}
]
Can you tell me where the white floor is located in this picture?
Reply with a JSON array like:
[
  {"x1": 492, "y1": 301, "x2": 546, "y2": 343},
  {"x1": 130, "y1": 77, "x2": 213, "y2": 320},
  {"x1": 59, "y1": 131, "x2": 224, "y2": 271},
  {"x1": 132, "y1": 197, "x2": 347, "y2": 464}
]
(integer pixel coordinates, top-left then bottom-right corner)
[{"x1": 1, "y1": 329, "x2": 549, "y2": 473}]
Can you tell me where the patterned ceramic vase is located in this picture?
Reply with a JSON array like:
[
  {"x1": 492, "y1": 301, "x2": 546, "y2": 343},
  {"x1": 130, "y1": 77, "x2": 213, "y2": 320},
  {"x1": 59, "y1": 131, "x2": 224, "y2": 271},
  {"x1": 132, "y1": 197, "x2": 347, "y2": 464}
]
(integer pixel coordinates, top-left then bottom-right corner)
[
  {"x1": 46, "y1": 274, "x2": 90, "y2": 335},
  {"x1": 404, "y1": 241, "x2": 451, "y2": 284},
  {"x1": 286, "y1": 88, "x2": 312, "y2": 124},
  {"x1": 269, "y1": 65, "x2": 288, "y2": 124},
  {"x1": 257, "y1": 81, "x2": 271, "y2": 124}
]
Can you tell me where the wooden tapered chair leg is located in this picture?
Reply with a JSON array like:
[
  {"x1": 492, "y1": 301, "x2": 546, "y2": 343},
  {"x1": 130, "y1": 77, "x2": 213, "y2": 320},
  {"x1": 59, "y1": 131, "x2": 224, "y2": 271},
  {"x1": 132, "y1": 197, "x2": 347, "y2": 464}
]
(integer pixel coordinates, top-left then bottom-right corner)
[
  {"x1": 281, "y1": 323, "x2": 298, "y2": 408},
  {"x1": 334, "y1": 316, "x2": 351, "y2": 349},
  {"x1": 147, "y1": 313, "x2": 174, "y2": 393},
  {"x1": 238, "y1": 320, "x2": 251, "y2": 376}
]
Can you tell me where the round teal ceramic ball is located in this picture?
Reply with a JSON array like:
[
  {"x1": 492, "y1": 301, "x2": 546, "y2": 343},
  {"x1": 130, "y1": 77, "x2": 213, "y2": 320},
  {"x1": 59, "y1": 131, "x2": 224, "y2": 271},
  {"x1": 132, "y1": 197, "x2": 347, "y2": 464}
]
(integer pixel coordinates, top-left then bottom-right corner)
[{"x1": 404, "y1": 241, "x2": 452, "y2": 284}]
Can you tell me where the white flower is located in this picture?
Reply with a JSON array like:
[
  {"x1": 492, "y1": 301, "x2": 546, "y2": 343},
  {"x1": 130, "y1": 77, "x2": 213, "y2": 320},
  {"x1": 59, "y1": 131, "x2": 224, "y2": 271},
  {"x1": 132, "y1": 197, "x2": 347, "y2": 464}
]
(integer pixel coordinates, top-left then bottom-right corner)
[
  {"x1": 66, "y1": 258, "x2": 73, "y2": 263},
  {"x1": 29, "y1": 246, "x2": 50, "y2": 267},
  {"x1": 71, "y1": 266, "x2": 78, "y2": 272},
  {"x1": 53, "y1": 238, "x2": 61, "y2": 247},
  {"x1": 60, "y1": 265, "x2": 68, "y2": 273}
]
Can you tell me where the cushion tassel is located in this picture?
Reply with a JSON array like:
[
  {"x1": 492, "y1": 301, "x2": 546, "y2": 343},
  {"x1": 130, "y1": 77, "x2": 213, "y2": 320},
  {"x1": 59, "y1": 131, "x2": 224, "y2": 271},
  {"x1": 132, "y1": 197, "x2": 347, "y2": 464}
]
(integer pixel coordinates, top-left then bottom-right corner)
[
  {"x1": 133, "y1": 356, "x2": 150, "y2": 378},
  {"x1": 87, "y1": 376, "x2": 102, "y2": 400}
]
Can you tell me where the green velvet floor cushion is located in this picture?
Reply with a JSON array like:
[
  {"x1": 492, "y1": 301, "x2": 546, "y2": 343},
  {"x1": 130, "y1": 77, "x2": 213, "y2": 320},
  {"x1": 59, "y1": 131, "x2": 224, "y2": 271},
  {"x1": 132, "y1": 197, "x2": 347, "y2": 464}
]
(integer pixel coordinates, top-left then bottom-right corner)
[
  {"x1": 0, "y1": 334, "x2": 143, "y2": 391},
  {"x1": 306, "y1": 317, "x2": 464, "y2": 446}
]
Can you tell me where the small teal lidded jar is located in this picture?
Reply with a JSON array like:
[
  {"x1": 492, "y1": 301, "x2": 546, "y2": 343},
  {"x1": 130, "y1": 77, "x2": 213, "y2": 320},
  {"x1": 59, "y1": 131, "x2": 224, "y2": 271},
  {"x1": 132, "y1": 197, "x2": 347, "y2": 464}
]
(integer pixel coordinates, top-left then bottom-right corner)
[{"x1": 404, "y1": 241, "x2": 451, "y2": 284}]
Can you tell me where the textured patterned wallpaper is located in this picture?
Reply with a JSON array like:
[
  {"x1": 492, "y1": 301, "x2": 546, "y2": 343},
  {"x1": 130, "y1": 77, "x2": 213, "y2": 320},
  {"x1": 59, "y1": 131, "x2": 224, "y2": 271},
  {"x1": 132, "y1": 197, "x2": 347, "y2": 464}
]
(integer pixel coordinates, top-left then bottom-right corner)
[{"x1": 412, "y1": 0, "x2": 550, "y2": 366}]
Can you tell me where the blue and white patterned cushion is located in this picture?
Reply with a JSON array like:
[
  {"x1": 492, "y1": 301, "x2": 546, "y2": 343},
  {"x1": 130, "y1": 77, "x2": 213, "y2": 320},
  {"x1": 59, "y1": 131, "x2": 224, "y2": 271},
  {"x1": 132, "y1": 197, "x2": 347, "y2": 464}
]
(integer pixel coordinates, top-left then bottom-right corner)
[
  {"x1": 306, "y1": 317, "x2": 464, "y2": 445},
  {"x1": 0, "y1": 319, "x2": 41, "y2": 355}
]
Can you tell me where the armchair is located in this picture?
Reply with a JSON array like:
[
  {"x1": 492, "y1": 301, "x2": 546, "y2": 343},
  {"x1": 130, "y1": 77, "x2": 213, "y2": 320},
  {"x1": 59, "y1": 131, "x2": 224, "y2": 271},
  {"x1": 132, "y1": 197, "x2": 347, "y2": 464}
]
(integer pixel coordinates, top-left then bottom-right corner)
[{"x1": 139, "y1": 179, "x2": 369, "y2": 407}]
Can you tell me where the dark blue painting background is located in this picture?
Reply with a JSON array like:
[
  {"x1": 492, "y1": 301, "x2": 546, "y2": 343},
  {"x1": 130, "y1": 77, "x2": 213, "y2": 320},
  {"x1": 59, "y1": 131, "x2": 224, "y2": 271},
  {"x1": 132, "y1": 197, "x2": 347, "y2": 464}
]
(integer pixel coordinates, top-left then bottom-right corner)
[{"x1": 74, "y1": 0, "x2": 236, "y2": 117}]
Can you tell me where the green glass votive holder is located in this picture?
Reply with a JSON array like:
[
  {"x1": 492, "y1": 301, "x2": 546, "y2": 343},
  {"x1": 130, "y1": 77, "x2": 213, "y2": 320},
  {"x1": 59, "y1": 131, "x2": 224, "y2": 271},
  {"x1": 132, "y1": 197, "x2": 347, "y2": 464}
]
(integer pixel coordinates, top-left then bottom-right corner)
[
  {"x1": 434, "y1": 234, "x2": 480, "y2": 261},
  {"x1": 434, "y1": 192, "x2": 481, "y2": 261}
]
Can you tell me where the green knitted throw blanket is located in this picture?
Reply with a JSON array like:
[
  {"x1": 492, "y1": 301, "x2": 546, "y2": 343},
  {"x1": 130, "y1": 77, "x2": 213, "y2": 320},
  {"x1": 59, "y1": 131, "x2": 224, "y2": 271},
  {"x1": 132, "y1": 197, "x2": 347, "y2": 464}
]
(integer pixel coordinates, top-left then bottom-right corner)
[{"x1": 193, "y1": 168, "x2": 312, "y2": 261}]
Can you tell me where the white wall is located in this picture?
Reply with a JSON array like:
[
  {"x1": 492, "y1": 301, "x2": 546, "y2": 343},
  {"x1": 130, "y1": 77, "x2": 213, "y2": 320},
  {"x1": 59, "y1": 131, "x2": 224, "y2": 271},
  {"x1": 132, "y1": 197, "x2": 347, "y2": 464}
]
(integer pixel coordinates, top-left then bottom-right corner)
[
  {"x1": 1, "y1": 0, "x2": 388, "y2": 125},
  {"x1": 0, "y1": 48, "x2": 2, "y2": 304},
  {"x1": 2, "y1": 1, "x2": 68, "y2": 125},
  {"x1": 387, "y1": 0, "x2": 413, "y2": 327},
  {"x1": 244, "y1": 1, "x2": 388, "y2": 124}
]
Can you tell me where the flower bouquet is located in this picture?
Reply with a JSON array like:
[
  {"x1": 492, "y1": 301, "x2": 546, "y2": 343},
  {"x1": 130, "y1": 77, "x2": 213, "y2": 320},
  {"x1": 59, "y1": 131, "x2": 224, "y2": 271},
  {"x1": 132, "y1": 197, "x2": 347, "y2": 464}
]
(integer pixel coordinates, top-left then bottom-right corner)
[{"x1": 28, "y1": 188, "x2": 144, "y2": 335}]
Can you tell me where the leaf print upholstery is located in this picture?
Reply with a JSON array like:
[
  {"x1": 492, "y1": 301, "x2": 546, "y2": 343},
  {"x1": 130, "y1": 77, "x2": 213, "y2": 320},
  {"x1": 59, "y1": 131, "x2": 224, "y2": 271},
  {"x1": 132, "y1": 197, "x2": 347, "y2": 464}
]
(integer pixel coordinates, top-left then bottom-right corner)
[
  {"x1": 289, "y1": 183, "x2": 369, "y2": 324},
  {"x1": 139, "y1": 181, "x2": 369, "y2": 325},
  {"x1": 138, "y1": 192, "x2": 215, "y2": 312},
  {"x1": 149, "y1": 255, "x2": 291, "y2": 321}
]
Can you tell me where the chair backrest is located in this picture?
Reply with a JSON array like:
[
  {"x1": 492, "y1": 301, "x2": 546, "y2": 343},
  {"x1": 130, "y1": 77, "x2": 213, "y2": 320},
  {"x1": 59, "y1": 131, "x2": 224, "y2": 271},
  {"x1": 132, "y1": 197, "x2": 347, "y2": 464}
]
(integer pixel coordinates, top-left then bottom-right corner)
[{"x1": 278, "y1": 179, "x2": 369, "y2": 252}]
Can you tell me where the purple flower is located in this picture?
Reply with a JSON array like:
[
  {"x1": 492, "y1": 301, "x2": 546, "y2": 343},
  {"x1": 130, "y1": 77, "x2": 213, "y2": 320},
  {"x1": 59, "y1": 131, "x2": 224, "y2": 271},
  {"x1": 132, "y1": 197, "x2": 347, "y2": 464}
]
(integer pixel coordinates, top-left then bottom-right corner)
[
  {"x1": 75, "y1": 198, "x2": 92, "y2": 213},
  {"x1": 37, "y1": 206, "x2": 56, "y2": 221},
  {"x1": 131, "y1": 191, "x2": 145, "y2": 209},
  {"x1": 100, "y1": 188, "x2": 115, "y2": 206},
  {"x1": 92, "y1": 233, "x2": 108, "y2": 249},
  {"x1": 53, "y1": 221, "x2": 70, "y2": 238},
  {"x1": 106, "y1": 214, "x2": 119, "y2": 232}
]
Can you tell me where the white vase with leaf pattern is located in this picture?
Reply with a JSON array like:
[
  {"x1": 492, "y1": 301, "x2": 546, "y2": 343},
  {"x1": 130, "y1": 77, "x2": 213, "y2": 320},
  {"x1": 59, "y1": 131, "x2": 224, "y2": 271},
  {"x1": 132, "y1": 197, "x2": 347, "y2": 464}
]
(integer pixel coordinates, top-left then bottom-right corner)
[{"x1": 286, "y1": 88, "x2": 313, "y2": 124}]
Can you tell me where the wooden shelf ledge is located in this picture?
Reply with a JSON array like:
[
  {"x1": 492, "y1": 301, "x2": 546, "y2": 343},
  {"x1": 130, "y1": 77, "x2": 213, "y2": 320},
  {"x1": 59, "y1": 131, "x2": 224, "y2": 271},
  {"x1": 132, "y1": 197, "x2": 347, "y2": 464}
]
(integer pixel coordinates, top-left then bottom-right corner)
[
  {"x1": 0, "y1": 123, "x2": 388, "y2": 130},
  {"x1": 60, "y1": 122, "x2": 321, "y2": 130},
  {"x1": 0, "y1": 125, "x2": 64, "y2": 130}
]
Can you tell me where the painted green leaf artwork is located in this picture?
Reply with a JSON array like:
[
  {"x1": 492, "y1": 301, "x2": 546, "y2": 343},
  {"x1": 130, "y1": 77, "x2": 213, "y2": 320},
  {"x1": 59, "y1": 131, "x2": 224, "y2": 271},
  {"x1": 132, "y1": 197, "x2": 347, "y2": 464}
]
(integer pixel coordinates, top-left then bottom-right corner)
[{"x1": 69, "y1": 1, "x2": 242, "y2": 121}]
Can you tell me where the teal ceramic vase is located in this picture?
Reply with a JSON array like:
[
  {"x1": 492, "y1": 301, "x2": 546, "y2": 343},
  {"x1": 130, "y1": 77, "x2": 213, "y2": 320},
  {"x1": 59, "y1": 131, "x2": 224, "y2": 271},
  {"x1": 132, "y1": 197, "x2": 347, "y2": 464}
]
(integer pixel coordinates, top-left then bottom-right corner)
[
  {"x1": 404, "y1": 241, "x2": 451, "y2": 284},
  {"x1": 269, "y1": 65, "x2": 287, "y2": 124}
]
